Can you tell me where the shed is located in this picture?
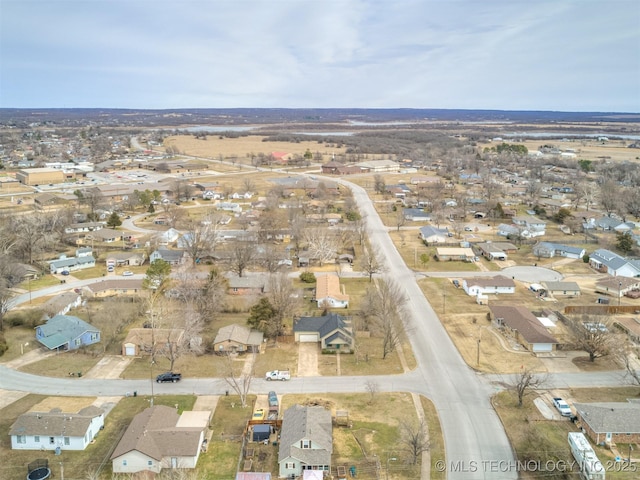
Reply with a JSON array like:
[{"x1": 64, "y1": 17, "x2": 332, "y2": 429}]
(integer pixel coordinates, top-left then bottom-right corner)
[{"x1": 252, "y1": 424, "x2": 272, "y2": 442}]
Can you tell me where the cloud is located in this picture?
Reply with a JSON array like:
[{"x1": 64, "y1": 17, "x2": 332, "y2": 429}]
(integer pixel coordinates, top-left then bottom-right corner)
[{"x1": 1, "y1": 0, "x2": 638, "y2": 111}]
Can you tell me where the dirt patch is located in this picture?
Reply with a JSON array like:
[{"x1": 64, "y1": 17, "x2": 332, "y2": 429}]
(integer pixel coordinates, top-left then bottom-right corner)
[
  {"x1": 572, "y1": 355, "x2": 622, "y2": 371},
  {"x1": 29, "y1": 396, "x2": 96, "y2": 413}
]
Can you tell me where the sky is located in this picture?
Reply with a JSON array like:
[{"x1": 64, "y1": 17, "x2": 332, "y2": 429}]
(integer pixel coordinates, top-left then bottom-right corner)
[{"x1": 1, "y1": 0, "x2": 639, "y2": 112}]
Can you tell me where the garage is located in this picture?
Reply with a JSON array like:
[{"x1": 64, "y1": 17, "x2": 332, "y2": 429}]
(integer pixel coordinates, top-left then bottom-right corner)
[
  {"x1": 298, "y1": 334, "x2": 319, "y2": 343},
  {"x1": 532, "y1": 343, "x2": 553, "y2": 353},
  {"x1": 124, "y1": 343, "x2": 136, "y2": 356}
]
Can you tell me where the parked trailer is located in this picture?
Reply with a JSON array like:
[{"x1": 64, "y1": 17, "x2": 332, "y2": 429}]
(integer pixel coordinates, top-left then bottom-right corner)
[{"x1": 568, "y1": 432, "x2": 605, "y2": 480}]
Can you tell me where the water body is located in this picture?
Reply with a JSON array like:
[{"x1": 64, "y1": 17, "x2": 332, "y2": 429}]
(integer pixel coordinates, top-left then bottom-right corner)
[
  {"x1": 180, "y1": 125, "x2": 255, "y2": 133},
  {"x1": 503, "y1": 132, "x2": 640, "y2": 140}
]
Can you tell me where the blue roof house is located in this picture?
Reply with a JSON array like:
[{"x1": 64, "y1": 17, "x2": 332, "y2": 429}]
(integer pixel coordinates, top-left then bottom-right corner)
[{"x1": 36, "y1": 315, "x2": 101, "y2": 351}]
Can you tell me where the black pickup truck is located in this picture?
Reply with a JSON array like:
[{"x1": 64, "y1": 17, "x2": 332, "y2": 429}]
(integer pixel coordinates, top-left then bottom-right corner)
[{"x1": 156, "y1": 372, "x2": 182, "y2": 383}]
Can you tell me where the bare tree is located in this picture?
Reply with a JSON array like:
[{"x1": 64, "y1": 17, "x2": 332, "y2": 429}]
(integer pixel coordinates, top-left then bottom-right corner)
[
  {"x1": 615, "y1": 340, "x2": 640, "y2": 386},
  {"x1": 510, "y1": 367, "x2": 546, "y2": 407},
  {"x1": 226, "y1": 242, "x2": 256, "y2": 277},
  {"x1": 400, "y1": 418, "x2": 430, "y2": 465},
  {"x1": 359, "y1": 244, "x2": 384, "y2": 282},
  {"x1": 395, "y1": 209, "x2": 406, "y2": 231},
  {"x1": 222, "y1": 352, "x2": 254, "y2": 408},
  {"x1": 179, "y1": 217, "x2": 221, "y2": 264},
  {"x1": 364, "y1": 279, "x2": 408, "y2": 359},
  {"x1": 599, "y1": 179, "x2": 622, "y2": 216},
  {"x1": 364, "y1": 380, "x2": 379, "y2": 404},
  {"x1": 265, "y1": 273, "x2": 300, "y2": 337},
  {"x1": 569, "y1": 315, "x2": 612, "y2": 362},
  {"x1": 351, "y1": 216, "x2": 368, "y2": 246},
  {"x1": 373, "y1": 174, "x2": 386, "y2": 195},
  {"x1": 0, "y1": 280, "x2": 12, "y2": 332},
  {"x1": 578, "y1": 180, "x2": 598, "y2": 211},
  {"x1": 12, "y1": 214, "x2": 46, "y2": 264},
  {"x1": 304, "y1": 227, "x2": 339, "y2": 266}
]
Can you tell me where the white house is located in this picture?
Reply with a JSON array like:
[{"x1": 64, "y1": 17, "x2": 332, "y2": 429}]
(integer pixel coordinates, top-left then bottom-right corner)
[
  {"x1": 512, "y1": 215, "x2": 546, "y2": 237},
  {"x1": 589, "y1": 249, "x2": 640, "y2": 278},
  {"x1": 463, "y1": 275, "x2": 516, "y2": 297},
  {"x1": 419, "y1": 225, "x2": 450, "y2": 244},
  {"x1": 533, "y1": 242, "x2": 585, "y2": 259},
  {"x1": 315, "y1": 274, "x2": 349, "y2": 308},
  {"x1": 111, "y1": 406, "x2": 209, "y2": 474},
  {"x1": 10, "y1": 406, "x2": 104, "y2": 451}
]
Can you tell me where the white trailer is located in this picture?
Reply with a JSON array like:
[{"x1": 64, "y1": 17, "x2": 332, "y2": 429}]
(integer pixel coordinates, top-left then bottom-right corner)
[{"x1": 568, "y1": 432, "x2": 605, "y2": 480}]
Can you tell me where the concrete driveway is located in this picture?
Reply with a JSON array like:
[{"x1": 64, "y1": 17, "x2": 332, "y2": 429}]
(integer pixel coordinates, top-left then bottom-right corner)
[{"x1": 297, "y1": 343, "x2": 319, "y2": 376}]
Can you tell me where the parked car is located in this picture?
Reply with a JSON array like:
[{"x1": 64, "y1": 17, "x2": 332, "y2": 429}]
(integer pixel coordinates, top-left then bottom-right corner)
[
  {"x1": 156, "y1": 372, "x2": 182, "y2": 383},
  {"x1": 552, "y1": 397, "x2": 572, "y2": 417},
  {"x1": 252, "y1": 408, "x2": 265, "y2": 421},
  {"x1": 265, "y1": 370, "x2": 291, "y2": 381},
  {"x1": 464, "y1": 226, "x2": 473, "y2": 231},
  {"x1": 452, "y1": 279, "x2": 460, "y2": 288},
  {"x1": 61, "y1": 270, "x2": 70, "y2": 276},
  {"x1": 122, "y1": 271, "x2": 134, "y2": 276}
]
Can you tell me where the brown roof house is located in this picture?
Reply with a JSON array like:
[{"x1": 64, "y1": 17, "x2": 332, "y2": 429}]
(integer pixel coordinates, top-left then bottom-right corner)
[
  {"x1": 225, "y1": 273, "x2": 268, "y2": 295},
  {"x1": 574, "y1": 402, "x2": 640, "y2": 445},
  {"x1": 213, "y1": 323, "x2": 264, "y2": 354},
  {"x1": 111, "y1": 405, "x2": 210, "y2": 474},
  {"x1": 42, "y1": 292, "x2": 82, "y2": 317},
  {"x1": 10, "y1": 406, "x2": 104, "y2": 451},
  {"x1": 315, "y1": 274, "x2": 349, "y2": 308},
  {"x1": 83, "y1": 279, "x2": 144, "y2": 298},
  {"x1": 489, "y1": 305, "x2": 559, "y2": 353},
  {"x1": 613, "y1": 317, "x2": 640, "y2": 344},
  {"x1": 122, "y1": 328, "x2": 185, "y2": 357}
]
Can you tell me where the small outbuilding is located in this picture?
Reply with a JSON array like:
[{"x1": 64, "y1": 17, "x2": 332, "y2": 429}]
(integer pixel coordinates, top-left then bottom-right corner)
[{"x1": 252, "y1": 424, "x2": 272, "y2": 442}]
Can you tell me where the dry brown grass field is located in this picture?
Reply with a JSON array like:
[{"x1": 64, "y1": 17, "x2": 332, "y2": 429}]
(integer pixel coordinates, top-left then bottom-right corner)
[{"x1": 163, "y1": 134, "x2": 347, "y2": 161}]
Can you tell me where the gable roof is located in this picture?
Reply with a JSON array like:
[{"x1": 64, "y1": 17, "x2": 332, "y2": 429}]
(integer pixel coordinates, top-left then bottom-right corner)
[
  {"x1": 293, "y1": 313, "x2": 351, "y2": 339},
  {"x1": 42, "y1": 292, "x2": 81, "y2": 315},
  {"x1": 419, "y1": 225, "x2": 448, "y2": 238},
  {"x1": 574, "y1": 402, "x2": 640, "y2": 434},
  {"x1": 534, "y1": 242, "x2": 585, "y2": 256},
  {"x1": 110, "y1": 406, "x2": 202, "y2": 461},
  {"x1": 315, "y1": 274, "x2": 349, "y2": 301},
  {"x1": 213, "y1": 324, "x2": 264, "y2": 346},
  {"x1": 465, "y1": 275, "x2": 515, "y2": 289},
  {"x1": 542, "y1": 281, "x2": 581, "y2": 291},
  {"x1": 10, "y1": 406, "x2": 104, "y2": 437},
  {"x1": 279, "y1": 405, "x2": 332, "y2": 464},
  {"x1": 489, "y1": 305, "x2": 558, "y2": 345},
  {"x1": 37, "y1": 315, "x2": 100, "y2": 350}
]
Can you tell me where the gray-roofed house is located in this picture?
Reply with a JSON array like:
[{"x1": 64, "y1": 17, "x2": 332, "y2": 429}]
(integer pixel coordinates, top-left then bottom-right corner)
[
  {"x1": 542, "y1": 281, "x2": 581, "y2": 297},
  {"x1": 512, "y1": 215, "x2": 546, "y2": 237},
  {"x1": 419, "y1": 225, "x2": 449, "y2": 244},
  {"x1": 489, "y1": 305, "x2": 558, "y2": 353},
  {"x1": 403, "y1": 208, "x2": 431, "y2": 222},
  {"x1": 35, "y1": 314, "x2": 101, "y2": 351},
  {"x1": 574, "y1": 402, "x2": 640, "y2": 445},
  {"x1": 111, "y1": 405, "x2": 208, "y2": 474},
  {"x1": 589, "y1": 249, "x2": 640, "y2": 278},
  {"x1": 293, "y1": 313, "x2": 354, "y2": 350},
  {"x1": 278, "y1": 405, "x2": 333, "y2": 478},
  {"x1": 532, "y1": 242, "x2": 586, "y2": 259},
  {"x1": 225, "y1": 274, "x2": 268, "y2": 295},
  {"x1": 150, "y1": 249, "x2": 186, "y2": 265},
  {"x1": 48, "y1": 247, "x2": 96, "y2": 274},
  {"x1": 213, "y1": 324, "x2": 264, "y2": 354},
  {"x1": 10, "y1": 406, "x2": 104, "y2": 451},
  {"x1": 42, "y1": 292, "x2": 82, "y2": 317}
]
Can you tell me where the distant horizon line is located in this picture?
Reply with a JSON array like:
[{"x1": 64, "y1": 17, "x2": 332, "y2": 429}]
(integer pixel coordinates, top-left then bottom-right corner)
[{"x1": 0, "y1": 106, "x2": 639, "y2": 115}]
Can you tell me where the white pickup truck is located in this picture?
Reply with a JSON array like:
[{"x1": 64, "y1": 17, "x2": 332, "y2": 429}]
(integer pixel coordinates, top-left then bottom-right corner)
[
  {"x1": 552, "y1": 397, "x2": 572, "y2": 417},
  {"x1": 265, "y1": 370, "x2": 290, "y2": 381}
]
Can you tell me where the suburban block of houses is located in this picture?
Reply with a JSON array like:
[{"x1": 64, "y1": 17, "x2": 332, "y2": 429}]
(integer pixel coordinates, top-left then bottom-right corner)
[
  {"x1": 10, "y1": 406, "x2": 105, "y2": 451},
  {"x1": 111, "y1": 405, "x2": 210, "y2": 474},
  {"x1": 35, "y1": 315, "x2": 101, "y2": 351},
  {"x1": 278, "y1": 405, "x2": 333, "y2": 478}
]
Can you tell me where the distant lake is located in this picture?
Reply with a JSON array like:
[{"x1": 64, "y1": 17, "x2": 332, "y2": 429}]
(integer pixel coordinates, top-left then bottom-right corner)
[
  {"x1": 293, "y1": 131, "x2": 354, "y2": 136},
  {"x1": 181, "y1": 125, "x2": 255, "y2": 133}
]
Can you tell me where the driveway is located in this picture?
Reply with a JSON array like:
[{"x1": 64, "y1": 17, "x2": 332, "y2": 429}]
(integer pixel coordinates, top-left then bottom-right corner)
[{"x1": 297, "y1": 343, "x2": 319, "y2": 376}]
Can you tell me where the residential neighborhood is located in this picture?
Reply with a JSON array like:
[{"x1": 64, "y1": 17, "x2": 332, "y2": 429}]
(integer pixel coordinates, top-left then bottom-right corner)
[{"x1": 1, "y1": 111, "x2": 640, "y2": 479}]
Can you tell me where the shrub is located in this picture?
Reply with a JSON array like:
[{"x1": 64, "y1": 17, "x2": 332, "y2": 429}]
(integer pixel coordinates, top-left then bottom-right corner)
[
  {"x1": 0, "y1": 333, "x2": 7, "y2": 357},
  {"x1": 300, "y1": 272, "x2": 316, "y2": 283}
]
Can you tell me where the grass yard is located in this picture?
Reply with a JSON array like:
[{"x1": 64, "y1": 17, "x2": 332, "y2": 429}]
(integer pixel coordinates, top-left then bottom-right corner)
[
  {"x1": 19, "y1": 349, "x2": 102, "y2": 378},
  {"x1": 0, "y1": 394, "x2": 196, "y2": 480},
  {"x1": 254, "y1": 341, "x2": 298, "y2": 377},
  {"x1": 282, "y1": 392, "x2": 424, "y2": 479},
  {"x1": 421, "y1": 396, "x2": 446, "y2": 480},
  {"x1": 493, "y1": 388, "x2": 640, "y2": 479},
  {"x1": 318, "y1": 336, "x2": 408, "y2": 376}
]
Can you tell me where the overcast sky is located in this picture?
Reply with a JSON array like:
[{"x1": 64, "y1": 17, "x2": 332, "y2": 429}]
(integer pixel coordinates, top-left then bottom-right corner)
[{"x1": 1, "y1": 0, "x2": 638, "y2": 112}]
